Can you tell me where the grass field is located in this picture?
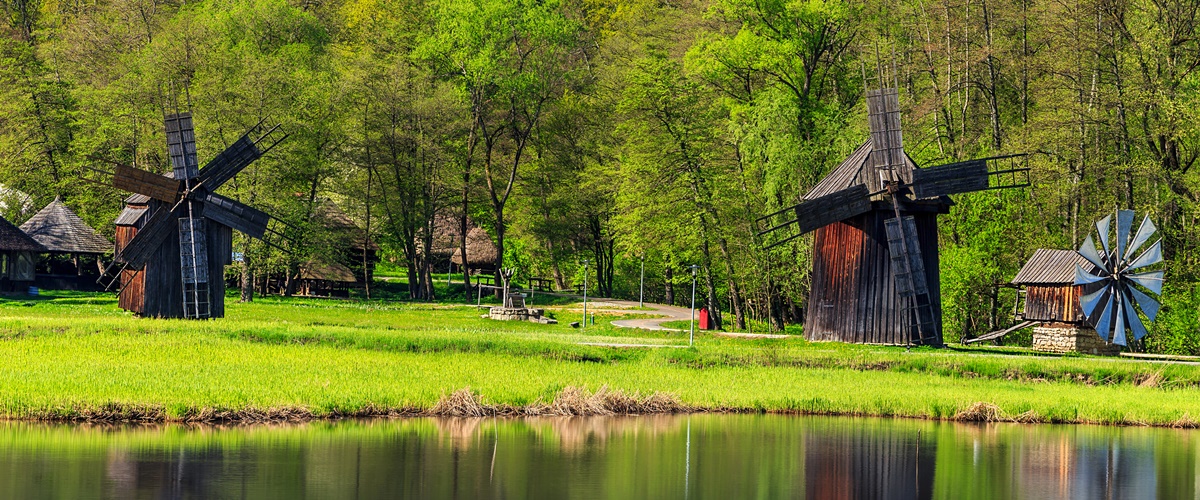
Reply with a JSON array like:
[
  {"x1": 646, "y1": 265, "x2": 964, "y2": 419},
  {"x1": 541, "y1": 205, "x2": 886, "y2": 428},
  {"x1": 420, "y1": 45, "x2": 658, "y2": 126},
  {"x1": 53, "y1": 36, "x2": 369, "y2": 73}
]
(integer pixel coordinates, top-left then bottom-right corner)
[{"x1": 3, "y1": 291, "x2": 1200, "y2": 426}]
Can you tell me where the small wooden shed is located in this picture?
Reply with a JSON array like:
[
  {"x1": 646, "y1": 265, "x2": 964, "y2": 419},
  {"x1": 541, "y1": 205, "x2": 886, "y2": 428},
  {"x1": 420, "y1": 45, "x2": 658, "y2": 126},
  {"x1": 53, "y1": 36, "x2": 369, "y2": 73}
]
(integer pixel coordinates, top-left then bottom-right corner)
[
  {"x1": 0, "y1": 214, "x2": 45, "y2": 292},
  {"x1": 1011, "y1": 249, "x2": 1116, "y2": 354},
  {"x1": 20, "y1": 197, "x2": 112, "y2": 287}
]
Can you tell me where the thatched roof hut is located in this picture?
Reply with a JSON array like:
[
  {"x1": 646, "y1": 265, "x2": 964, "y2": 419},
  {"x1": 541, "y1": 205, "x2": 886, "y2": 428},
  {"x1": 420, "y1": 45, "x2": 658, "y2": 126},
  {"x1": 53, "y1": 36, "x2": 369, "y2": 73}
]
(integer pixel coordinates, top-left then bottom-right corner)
[
  {"x1": 299, "y1": 261, "x2": 357, "y2": 282},
  {"x1": 0, "y1": 215, "x2": 43, "y2": 253},
  {"x1": 20, "y1": 197, "x2": 111, "y2": 254},
  {"x1": 421, "y1": 212, "x2": 498, "y2": 268},
  {"x1": 316, "y1": 198, "x2": 379, "y2": 251}
]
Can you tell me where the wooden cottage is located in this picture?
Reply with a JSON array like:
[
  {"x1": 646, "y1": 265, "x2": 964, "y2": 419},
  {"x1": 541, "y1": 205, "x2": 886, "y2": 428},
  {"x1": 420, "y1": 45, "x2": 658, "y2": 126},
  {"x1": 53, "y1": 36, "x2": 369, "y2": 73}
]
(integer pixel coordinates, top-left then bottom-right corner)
[
  {"x1": 114, "y1": 193, "x2": 234, "y2": 317},
  {"x1": 20, "y1": 196, "x2": 112, "y2": 289},
  {"x1": 1011, "y1": 248, "x2": 1117, "y2": 355},
  {"x1": 296, "y1": 261, "x2": 358, "y2": 297},
  {"x1": 0, "y1": 214, "x2": 45, "y2": 292},
  {"x1": 802, "y1": 141, "x2": 951, "y2": 345}
]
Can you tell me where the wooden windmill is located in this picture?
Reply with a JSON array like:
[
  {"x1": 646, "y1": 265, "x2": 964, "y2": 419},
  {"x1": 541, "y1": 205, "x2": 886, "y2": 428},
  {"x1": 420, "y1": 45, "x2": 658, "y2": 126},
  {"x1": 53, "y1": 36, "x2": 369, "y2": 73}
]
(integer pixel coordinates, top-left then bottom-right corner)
[
  {"x1": 96, "y1": 112, "x2": 285, "y2": 319},
  {"x1": 759, "y1": 79, "x2": 1029, "y2": 346}
]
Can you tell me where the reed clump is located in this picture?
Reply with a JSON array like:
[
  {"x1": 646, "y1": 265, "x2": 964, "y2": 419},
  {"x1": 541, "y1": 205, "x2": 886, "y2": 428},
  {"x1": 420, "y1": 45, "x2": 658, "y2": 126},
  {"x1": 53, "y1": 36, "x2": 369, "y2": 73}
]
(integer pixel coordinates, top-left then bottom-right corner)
[
  {"x1": 953, "y1": 402, "x2": 1004, "y2": 422},
  {"x1": 429, "y1": 386, "x2": 689, "y2": 418}
]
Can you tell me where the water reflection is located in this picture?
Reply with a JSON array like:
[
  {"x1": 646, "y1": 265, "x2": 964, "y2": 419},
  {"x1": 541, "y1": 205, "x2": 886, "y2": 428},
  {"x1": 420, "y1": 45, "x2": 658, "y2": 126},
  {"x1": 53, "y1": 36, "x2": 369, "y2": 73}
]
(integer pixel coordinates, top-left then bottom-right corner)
[{"x1": 0, "y1": 415, "x2": 1195, "y2": 499}]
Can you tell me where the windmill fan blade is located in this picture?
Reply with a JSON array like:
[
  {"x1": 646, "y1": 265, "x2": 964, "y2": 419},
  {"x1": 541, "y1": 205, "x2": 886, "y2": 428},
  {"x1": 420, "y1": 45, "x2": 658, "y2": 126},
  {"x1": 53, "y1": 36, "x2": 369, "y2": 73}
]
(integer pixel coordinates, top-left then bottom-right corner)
[
  {"x1": 1124, "y1": 240, "x2": 1162, "y2": 272},
  {"x1": 910, "y1": 159, "x2": 988, "y2": 198},
  {"x1": 792, "y1": 184, "x2": 872, "y2": 235},
  {"x1": 165, "y1": 113, "x2": 199, "y2": 180},
  {"x1": 1073, "y1": 263, "x2": 1108, "y2": 285},
  {"x1": 1121, "y1": 288, "x2": 1150, "y2": 341},
  {"x1": 113, "y1": 164, "x2": 183, "y2": 203},
  {"x1": 1092, "y1": 291, "x2": 1116, "y2": 342},
  {"x1": 1127, "y1": 285, "x2": 1161, "y2": 322},
  {"x1": 1116, "y1": 209, "x2": 1135, "y2": 263},
  {"x1": 1096, "y1": 215, "x2": 1112, "y2": 256},
  {"x1": 196, "y1": 134, "x2": 262, "y2": 191},
  {"x1": 1112, "y1": 296, "x2": 1128, "y2": 346},
  {"x1": 1127, "y1": 270, "x2": 1164, "y2": 295},
  {"x1": 202, "y1": 193, "x2": 270, "y2": 239},
  {"x1": 1079, "y1": 282, "x2": 1110, "y2": 318},
  {"x1": 117, "y1": 205, "x2": 183, "y2": 268},
  {"x1": 1125, "y1": 215, "x2": 1157, "y2": 261},
  {"x1": 1077, "y1": 235, "x2": 1107, "y2": 271}
]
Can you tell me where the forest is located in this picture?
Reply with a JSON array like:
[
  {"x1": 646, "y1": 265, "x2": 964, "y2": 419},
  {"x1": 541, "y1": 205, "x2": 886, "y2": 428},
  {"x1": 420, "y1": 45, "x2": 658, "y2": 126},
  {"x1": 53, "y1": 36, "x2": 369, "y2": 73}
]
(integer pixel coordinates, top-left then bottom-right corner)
[{"x1": 2, "y1": 0, "x2": 1200, "y2": 350}]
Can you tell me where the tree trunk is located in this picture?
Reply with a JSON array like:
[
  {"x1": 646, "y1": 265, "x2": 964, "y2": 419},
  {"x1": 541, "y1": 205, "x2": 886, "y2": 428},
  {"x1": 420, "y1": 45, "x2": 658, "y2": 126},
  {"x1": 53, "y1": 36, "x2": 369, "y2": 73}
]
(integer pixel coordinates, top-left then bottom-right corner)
[{"x1": 664, "y1": 266, "x2": 674, "y2": 306}]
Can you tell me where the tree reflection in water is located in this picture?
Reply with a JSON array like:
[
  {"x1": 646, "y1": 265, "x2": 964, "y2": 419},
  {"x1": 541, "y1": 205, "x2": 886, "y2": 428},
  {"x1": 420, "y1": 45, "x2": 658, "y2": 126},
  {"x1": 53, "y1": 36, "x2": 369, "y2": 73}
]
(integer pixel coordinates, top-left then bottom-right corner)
[{"x1": 0, "y1": 415, "x2": 1194, "y2": 499}]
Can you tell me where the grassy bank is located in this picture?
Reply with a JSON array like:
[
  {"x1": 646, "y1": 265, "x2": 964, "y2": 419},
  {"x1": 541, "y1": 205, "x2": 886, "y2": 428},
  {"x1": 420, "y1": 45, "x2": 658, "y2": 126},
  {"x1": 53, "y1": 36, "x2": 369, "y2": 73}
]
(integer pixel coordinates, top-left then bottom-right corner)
[{"x1": 2, "y1": 292, "x2": 1200, "y2": 426}]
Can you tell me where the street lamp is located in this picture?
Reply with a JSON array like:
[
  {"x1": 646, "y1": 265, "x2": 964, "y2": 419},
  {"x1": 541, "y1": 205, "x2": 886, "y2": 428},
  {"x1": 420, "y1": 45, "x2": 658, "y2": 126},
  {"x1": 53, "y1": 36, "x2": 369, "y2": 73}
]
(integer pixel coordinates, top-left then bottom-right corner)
[
  {"x1": 582, "y1": 259, "x2": 589, "y2": 328},
  {"x1": 688, "y1": 264, "x2": 699, "y2": 347},
  {"x1": 639, "y1": 255, "x2": 645, "y2": 308}
]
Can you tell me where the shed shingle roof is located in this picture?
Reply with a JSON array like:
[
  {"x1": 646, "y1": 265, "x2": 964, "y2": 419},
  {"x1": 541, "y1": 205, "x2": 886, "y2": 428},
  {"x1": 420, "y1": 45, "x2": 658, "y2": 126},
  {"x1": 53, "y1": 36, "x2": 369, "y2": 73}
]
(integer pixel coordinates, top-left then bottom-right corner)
[
  {"x1": 0, "y1": 214, "x2": 45, "y2": 252},
  {"x1": 1012, "y1": 249, "x2": 1099, "y2": 285},
  {"x1": 20, "y1": 198, "x2": 112, "y2": 254}
]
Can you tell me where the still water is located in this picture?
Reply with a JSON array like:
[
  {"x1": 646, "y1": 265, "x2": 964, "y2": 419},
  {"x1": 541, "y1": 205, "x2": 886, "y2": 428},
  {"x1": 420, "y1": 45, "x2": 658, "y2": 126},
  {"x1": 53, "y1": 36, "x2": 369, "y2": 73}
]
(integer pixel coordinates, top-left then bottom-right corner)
[{"x1": 0, "y1": 414, "x2": 1196, "y2": 499}]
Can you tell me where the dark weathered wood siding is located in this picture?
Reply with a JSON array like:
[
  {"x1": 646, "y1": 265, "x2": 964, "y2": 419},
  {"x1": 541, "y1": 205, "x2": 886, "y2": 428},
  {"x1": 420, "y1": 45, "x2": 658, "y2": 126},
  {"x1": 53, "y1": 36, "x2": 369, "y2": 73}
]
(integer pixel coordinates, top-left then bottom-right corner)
[
  {"x1": 1023, "y1": 284, "x2": 1084, "y2": 323},
  {"x1": 804, "y1": 208, "x2": 943, "y2": 345}
]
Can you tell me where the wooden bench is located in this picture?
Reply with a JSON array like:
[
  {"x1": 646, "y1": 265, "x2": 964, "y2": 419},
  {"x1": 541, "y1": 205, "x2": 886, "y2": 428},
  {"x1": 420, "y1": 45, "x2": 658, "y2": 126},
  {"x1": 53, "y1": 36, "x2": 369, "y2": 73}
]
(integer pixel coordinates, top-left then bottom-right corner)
[{"x1": 528, "y1": 277, "x2": 554, "y2": 292}]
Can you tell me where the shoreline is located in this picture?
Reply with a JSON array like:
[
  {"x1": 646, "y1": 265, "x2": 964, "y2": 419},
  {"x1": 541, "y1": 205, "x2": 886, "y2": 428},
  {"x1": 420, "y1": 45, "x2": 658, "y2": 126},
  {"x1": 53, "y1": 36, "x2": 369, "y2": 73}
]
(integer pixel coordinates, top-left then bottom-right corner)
[{"x1": 11, "y1": 386, "x2": 1200, "y2": 429}]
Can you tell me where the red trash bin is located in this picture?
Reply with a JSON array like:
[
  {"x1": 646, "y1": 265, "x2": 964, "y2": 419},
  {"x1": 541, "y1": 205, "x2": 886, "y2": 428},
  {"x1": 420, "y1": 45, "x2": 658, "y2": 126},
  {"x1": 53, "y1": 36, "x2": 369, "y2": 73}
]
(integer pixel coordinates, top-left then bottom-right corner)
[{"x1": 698, "y1": 307, "x2": 710, "y2": 330}]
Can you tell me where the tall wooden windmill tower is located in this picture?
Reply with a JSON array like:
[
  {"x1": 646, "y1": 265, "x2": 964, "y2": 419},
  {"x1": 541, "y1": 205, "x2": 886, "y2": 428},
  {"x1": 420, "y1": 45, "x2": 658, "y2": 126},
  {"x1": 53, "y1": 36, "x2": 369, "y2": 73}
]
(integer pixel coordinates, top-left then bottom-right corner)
[
  {"x1": 759, "y1": 64, "x2": 1029, "y2": 346},
  {"x1": 97, "y1": 112, "x2": 285, "y2": 319}
]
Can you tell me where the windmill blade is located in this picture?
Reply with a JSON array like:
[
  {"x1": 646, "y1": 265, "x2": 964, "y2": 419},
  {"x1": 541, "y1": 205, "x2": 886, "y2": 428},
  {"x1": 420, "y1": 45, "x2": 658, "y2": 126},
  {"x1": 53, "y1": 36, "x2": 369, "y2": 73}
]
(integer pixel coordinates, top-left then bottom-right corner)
[
  {"x1": 910, "y1": 159, "x2": 988, "y2": 198},
  {"x1": 195, "y1": 123, "x2": 286, "y2": 191},
  {"x1": 116, "y1": 204, "x2": 183, "y2": 268},
  {"x1": 1096, "y1": 215, "x2": 1112, "y2": 256},
  {"x1": 866, "y1": 88, "x2": 907, "y2": 184},
  {"x1": 1127, "y1": 270, "x2": 1164, "y2": 295},
  {"x1": 195, "y1": 134, "x2": 262, "y2": 191},
  {"x1": 165, "y1": 112, "x2": 200, "y2": 180},
  {"x1": 1121, "y1": 288, "x2": 1150, "y2": 341},
  {"x1": 1073, "y1": 262, "x2": 1107, "y2": 286},
  {"x1": 202, "y1": 193, "x2": 270, "y2": 239},
  {"x1": 178, "y1": 215, "x2": 211, "y2": 319},
  {"x1": 1091, "y1": 291, "x2": 1116, "y2": 342},
  {"x1": 794, "y1": 185, "x2": 872, "y2": 235},
  {"x1": 1079, "y1": 282, "x2": 1111, "y2": 318},
  {"x1": 1124, "y1": 240, "x2": 1162, "y2": 272},
  {"x1": 1111, "y1": 295, "x2": 1128, "y2": 346},
  {"x1": 112, "y1": 164, "x2": 182, "y2": 203},
  {"x1": 1127, "y1": 284, "x2": 1161, "y2": 322},
  {"x1": 1125, "y1": 215, "x2": 1157, "y2": 261},
  {"x1": 1116, "y1": 209, "x2": 1135, "y2": 263},
  {"x1": 1077, "y1": 235, "x2": 1107, "y2": 271}
]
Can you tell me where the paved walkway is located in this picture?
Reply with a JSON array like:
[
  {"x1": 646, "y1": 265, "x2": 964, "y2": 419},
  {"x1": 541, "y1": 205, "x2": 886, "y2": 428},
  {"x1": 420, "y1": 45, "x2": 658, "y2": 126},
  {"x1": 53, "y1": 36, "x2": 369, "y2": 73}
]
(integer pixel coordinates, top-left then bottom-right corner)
[{"x1": 596, "y1": 299, "x2": 788, "y2": 339}]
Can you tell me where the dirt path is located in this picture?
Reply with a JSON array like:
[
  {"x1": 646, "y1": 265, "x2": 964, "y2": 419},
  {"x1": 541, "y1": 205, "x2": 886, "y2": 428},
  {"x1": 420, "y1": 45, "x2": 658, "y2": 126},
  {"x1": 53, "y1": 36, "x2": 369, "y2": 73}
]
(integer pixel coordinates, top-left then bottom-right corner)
[{"x1": 592, "y1": 299, "x2": 788, "y2": 339}]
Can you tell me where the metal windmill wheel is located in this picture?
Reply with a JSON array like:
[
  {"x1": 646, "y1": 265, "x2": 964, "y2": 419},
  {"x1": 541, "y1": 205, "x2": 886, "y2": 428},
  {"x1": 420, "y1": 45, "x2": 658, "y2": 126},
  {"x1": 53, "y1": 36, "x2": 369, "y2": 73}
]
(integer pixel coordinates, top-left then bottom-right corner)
[{"x1": 1073, "y1": 210, "x2": 1165, "y2": 346}]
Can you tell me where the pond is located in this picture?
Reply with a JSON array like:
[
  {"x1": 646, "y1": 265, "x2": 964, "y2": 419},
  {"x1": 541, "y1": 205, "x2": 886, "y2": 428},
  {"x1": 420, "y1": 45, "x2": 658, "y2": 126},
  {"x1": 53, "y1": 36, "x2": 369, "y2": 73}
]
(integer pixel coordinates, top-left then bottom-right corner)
[{"x1": 0, "y1": 414, "x2": 1195, "y2": 499}]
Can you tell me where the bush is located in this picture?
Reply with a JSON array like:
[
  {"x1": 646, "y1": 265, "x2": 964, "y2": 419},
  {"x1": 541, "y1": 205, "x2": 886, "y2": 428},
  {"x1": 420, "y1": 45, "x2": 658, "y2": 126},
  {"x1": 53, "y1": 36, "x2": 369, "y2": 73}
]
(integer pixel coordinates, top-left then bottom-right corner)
[{"x1": 1145, "y1": 283, "x2": 1200, "y2": 355}]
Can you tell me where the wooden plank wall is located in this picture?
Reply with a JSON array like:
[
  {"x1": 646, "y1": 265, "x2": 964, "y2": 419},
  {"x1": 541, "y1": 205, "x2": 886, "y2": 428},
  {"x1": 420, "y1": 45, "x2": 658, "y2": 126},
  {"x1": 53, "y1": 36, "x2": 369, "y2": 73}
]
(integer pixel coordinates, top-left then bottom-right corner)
[
  {"x1": 804, "y1": 209, "x2": 943, "y2": 345},
  {"x1": 1023, "y1": 285, "x2": 1084, "y2": 323},
  {"x1": 115, "y1": 225, "x2": 145, "y2": 313}
]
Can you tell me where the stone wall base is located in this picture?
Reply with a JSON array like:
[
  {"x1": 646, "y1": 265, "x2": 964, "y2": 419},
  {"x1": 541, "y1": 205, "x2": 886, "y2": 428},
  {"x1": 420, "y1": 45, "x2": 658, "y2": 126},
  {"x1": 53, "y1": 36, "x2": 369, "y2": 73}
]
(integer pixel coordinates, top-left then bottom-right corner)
[
  {"x1": 1031, "y1": 324, "x2": 1121, "y2": 356},
  {"x1": 485, "y1": 307, "x2": 558, "y2": 324}
]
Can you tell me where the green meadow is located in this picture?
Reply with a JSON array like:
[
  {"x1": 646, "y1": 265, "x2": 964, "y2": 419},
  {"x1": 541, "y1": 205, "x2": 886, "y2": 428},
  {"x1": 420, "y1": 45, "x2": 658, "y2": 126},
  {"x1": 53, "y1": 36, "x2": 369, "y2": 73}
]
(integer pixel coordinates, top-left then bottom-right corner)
[{"x1": 2, "y1": 291, "x2": 1200, "y2": 426}]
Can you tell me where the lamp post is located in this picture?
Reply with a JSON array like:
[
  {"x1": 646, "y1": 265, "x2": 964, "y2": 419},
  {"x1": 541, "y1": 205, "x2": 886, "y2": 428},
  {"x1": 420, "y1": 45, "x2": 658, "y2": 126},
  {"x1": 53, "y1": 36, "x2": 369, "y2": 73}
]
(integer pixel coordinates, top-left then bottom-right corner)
[
  {"x1": 639, "y1": 255, "x2": 645, "y2": 308},
  {"x1": 688, "y1": 264, "x2": 699, "y2": 347},
  {"x1": 582, "y1": 259, "x2": 589, "y2": 329}
]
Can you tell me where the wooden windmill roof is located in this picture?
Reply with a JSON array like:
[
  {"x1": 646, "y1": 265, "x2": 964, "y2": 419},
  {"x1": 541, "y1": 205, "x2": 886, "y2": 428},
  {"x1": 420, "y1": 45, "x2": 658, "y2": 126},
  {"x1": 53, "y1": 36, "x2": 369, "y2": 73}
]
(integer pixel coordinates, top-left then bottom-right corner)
[
  {"x1": 1012, "y1": 249, "x2": 1099, "y2": 285},
  {"x1": 804, "y1": 140, "x2": 925, "y2": 200},
  {"x1": 0, "y1": 214, "x2": 45, "y2": 253},
  {"x1": 20, "y1": 197, "x2": 112, "y2": 254}
]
